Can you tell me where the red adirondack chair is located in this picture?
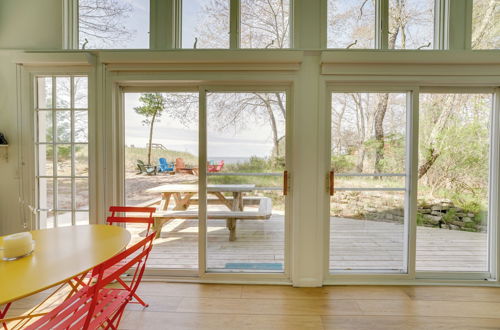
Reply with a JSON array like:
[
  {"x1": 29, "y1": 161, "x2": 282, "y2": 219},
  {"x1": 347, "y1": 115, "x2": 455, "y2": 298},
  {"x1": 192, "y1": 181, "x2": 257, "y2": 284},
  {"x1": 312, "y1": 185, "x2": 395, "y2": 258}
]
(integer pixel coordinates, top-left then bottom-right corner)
[
  {"x1": 207, "y1": 160, "x2": 224, "y2": 172},
  {"x1": 26, "y1": 232, "x2": 155, "y2": 330}
]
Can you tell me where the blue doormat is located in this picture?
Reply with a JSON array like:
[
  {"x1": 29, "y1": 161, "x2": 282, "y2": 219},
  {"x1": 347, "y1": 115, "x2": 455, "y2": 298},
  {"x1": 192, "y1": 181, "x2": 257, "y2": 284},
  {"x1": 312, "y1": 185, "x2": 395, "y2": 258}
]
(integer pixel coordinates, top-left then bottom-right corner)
[{"x1": 224, "y1": 263, "x2": 283, "y2": 270}]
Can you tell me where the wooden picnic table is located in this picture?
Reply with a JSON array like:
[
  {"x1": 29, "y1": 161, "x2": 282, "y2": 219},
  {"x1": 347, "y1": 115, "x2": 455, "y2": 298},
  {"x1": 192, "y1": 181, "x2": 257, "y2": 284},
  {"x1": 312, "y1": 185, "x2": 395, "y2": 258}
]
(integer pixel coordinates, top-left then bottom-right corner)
[{"x1": 146, "y1": 184, "x2": 257, "y2": 241}]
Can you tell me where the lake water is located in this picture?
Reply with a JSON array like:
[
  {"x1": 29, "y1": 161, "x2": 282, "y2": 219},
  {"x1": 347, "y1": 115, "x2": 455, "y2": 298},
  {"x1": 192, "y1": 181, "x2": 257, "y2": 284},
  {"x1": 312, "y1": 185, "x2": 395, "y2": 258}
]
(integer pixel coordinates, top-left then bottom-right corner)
[{"x1": 209, "y1": 157, "x2": 250, "y2": 165}]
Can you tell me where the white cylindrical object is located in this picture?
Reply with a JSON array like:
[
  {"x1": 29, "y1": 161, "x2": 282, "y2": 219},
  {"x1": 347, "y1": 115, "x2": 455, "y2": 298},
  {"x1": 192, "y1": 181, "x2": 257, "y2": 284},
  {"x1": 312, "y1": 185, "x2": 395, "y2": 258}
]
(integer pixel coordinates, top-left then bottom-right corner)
[{"x1": 2, "y1": 232, "x2": 34, "y2": 259}]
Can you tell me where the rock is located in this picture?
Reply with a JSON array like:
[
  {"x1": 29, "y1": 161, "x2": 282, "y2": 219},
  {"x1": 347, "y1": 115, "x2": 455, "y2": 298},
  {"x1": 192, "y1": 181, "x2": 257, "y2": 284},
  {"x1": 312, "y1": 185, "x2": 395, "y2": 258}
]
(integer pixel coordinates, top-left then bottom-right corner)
[
  {"x1": 431, "y1": 211, "x2": 443, "y2": 216},
  {"x1": 452, "y1": 221, "x2": 464, "y2": 227},
  {"x1": 384, "y1": 213, "x2": 394, "y2": 221},
  {"x1": 463, "y1": 217, "x2": 473, "y2": 223},
  {"x1": 432, "y1": 205, "x2": 449, "y2": 211},
  {"x1": 449, "y1": 224, "x2": 460, "y2": 230},
  {"x1": 467, "y1": 213, "x2": 475, "y2": 217},
  {"x1": 419, "y1": 209, "x2": 431, "y2": 214},
  {"x1": 440, "y1": 224, "x2": 449, "y2": 229},
  {"x1": 394, "y1": 216, "x2": 404, "y2": 223},
  {"x1": 424, "y1": 214, "x2": 441, "y2": 224},
  {"x1": 456, "y1": 213, "x2": 467, "y2": 217}
]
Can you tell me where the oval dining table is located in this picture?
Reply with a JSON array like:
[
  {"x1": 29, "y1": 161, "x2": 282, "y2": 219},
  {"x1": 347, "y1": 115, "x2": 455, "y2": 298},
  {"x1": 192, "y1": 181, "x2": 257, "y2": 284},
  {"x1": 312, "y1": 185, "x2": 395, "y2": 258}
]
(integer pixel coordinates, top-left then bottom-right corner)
[{"x1": 0, "y1": 224, "x2": 131, "y2": 328}]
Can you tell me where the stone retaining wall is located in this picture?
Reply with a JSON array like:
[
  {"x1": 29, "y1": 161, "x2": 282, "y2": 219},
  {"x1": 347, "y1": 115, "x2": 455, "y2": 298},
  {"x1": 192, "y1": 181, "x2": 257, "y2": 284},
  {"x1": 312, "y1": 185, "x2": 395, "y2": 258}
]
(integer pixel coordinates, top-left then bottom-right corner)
[{"x1": 330, "y1": 192, "x2": 485, "y2": 232}]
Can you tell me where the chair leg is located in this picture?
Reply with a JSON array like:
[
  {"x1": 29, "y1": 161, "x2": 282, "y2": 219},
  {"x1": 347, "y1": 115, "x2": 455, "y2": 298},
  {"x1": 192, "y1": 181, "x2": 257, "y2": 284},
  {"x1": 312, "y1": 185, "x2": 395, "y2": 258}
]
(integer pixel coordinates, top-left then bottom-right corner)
[
  {"x1": 116, "y1": 277, "x2": 149, "y2": 307},
  {"x1": 1, "y1": 303, "x2": 11, "y2": 330}
]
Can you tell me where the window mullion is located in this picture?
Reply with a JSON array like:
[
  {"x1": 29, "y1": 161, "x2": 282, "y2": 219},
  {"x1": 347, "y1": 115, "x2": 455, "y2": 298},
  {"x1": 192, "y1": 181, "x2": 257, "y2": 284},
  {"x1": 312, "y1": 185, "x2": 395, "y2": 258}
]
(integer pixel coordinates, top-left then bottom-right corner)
[
  {"x1": 376, "y1": 0, "x2": 389, "y2": 49},
  {"x1": 230, "y1": 0, "x2": 240, "y2": 49}
]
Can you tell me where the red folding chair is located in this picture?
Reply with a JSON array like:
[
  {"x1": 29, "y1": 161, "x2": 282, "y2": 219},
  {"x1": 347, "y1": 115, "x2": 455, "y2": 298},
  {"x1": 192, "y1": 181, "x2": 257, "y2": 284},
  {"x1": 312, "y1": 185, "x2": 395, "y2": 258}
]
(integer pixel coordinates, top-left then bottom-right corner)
[
  {"x1": 26, "y1": 232, "x2": 155, "y2": 330},
  {"x1": 105, "y1": 206, "x2": 156, "y2": 307},
  {"x1": 107, "y1": 206, "x2": 156, "y2": 235}
]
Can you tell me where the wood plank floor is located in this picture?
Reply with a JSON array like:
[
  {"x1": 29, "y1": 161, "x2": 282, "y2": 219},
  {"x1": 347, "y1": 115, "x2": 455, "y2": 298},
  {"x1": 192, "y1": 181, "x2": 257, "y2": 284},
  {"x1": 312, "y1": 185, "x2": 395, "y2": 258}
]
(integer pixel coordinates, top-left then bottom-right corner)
[
  {"x1": 6, "y1": 283, "x2": 500, "y2": 329},
  {"x1": 129, "y1": 214, "x2": 487, "y2": 272}
]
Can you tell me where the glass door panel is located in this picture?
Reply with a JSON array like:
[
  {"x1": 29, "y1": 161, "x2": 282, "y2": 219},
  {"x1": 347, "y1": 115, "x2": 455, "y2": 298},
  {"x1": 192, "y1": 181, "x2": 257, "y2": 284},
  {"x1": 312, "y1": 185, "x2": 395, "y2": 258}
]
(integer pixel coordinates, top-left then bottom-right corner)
[
  {"x1": 329, "y1": 92, "x2": 408, "y2": 273},
  {"x1": 124, "y1": 92, "x2": 199, "y2": 270},
  {"x1": 416, "y1": 93, "x2": 492, "y2": 272},
  {"x1": 206, "y1": 92, "x2": 287, "y2": 273}
]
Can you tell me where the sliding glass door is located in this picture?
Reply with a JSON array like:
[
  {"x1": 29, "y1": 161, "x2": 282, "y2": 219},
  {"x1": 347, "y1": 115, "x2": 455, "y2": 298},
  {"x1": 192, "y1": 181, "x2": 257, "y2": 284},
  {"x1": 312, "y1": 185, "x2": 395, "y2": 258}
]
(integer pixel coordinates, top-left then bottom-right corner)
[
  {"x1": 416, "y1": 92, "x2": 493, "y2": 273},
  {"x1": 120, "y1": 87, "x2": 289, "y2": 276},
  {"x1": 123, "y1": 91, "x2": 199, "y2": 270},
  {"x1": 329, "y1": 91, "x2": 409, "y2": 273},
  {"x1": 327, "y1": 88, "x2": 498, "y2": 279},
  {"x1": 205, "y1": 91, "x2": 288, "y2": 273}
]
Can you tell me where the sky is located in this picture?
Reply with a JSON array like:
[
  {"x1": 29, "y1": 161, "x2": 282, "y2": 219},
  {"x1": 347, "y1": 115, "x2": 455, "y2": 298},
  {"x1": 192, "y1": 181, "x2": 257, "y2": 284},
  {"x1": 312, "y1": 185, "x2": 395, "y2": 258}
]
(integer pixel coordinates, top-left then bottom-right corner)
[{"x1": 124, "y1": 93, "x2": 278, "y2": 158}]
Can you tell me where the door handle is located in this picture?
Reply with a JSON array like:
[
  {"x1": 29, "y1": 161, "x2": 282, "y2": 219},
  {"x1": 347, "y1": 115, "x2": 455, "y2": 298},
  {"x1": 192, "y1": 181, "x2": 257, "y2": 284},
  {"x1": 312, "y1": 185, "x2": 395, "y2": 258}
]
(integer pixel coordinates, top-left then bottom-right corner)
[
  {"x1": 329, "y1": 170, "x2": 335, "y2": 196},
  {"x1": 283, "y1": 170, "x2": 288, "y2": 196}
]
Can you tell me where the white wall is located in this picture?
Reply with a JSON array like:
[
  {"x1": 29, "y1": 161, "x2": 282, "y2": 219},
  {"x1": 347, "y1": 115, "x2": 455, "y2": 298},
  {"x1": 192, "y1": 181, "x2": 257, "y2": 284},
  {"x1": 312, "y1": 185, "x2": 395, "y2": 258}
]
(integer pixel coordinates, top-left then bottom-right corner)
[
  {"x1": 0, "y1": 0, "x2": 62, "y2": 235},
  {"x1": 0, "y1": 0, "x2": 62, "y2": 49}
]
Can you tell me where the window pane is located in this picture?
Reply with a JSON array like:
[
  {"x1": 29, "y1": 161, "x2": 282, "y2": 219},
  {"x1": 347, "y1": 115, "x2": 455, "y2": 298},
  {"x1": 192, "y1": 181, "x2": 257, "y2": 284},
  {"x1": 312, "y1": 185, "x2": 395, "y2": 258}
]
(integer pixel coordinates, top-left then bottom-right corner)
[
  {"x1": 327, "y1": 0, "x2": 375, "y2": 48},
  {"x1": 38, "y1": 178, "x2": 54, "y2": 210},
  {"x1": 56, "y1": 77, "x2": 71, "y2": 108},
  {"x1": 56, "y1": 211, "x2": 72, "y2": 227},
  {"x1": 37, "y1": 77, "x2": 52, "y2": 109},
  {"x1": 56, "y1": 111, "x2": 72, "y2": 143},
  {"x1": 389, "y1": 0, "x2": 434, "y2": 49},
  {"x1": 78, "y1": 0, "x2": 150, "y2": 49},
  {"x1": 182, "y1": 0, "x2": 230, "y2": 48},
  {"x1": 472, "y1": 0, "x2": 500, "y2": 49},
  {"x1": 75, "y1": 179, "x2": 89, "y2": 210},
  {"x1": 38, "y1": 144, "x2": 53, "y2": 176},
  {"x1": 74, "y1": 77, "x2": 88, "y2": 108},
  {"x1": 57, "y1": 145, "x2": 72, "y2": 176},
  {"x1": 39, "y1": 211, "x2": 55, "y2": 229},
  {"x1": 38, "y1": 111, "x2": 53, "y2": 143},
  {"x1": 75, "y1": 111, "x2": 88, "y2": 143},
  {"x1": 416, "y1": 93, "x2": 491, "y2": 272},
  {"x1": 57, "y1": 178, "x2": 72, "y2": 209},
  {"x1": 75, "y1": 144, "x2": 89, "y2": 176},
  {"x1": 240, "y1": 0, "x2": 290, "y2": 48}
]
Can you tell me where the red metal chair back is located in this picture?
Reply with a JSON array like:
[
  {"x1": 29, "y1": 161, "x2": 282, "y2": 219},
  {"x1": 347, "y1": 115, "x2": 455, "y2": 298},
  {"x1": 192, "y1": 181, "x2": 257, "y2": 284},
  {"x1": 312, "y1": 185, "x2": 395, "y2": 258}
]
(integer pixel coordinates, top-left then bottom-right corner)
[
  {"x1": 26, "y1": 233, "x2": 155, "y2": 330},
  {"x1": 84, "y1": 232, "x2": 155, "y2": 329},
  {"x1": 107, "y1": 206, "x2": 156, "y2": 235}
]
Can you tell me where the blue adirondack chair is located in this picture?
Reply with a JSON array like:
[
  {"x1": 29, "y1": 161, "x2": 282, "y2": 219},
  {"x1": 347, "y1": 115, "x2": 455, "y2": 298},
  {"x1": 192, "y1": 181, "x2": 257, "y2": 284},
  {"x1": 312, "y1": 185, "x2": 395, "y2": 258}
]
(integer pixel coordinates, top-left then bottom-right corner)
[{"x1": 158, "y1": 158, "x2": 175, "y2": 172}]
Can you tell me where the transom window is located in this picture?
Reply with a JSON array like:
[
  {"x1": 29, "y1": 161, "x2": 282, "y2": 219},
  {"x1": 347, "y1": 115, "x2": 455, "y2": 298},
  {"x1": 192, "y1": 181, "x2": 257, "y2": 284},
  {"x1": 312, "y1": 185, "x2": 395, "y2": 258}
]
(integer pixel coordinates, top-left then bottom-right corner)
[
  {"x1": 36, "y1": 76, "x2": 89, "y2": 228},
  {"x1": 327, "y1": 0, "x2": 435, "y2": 49}
]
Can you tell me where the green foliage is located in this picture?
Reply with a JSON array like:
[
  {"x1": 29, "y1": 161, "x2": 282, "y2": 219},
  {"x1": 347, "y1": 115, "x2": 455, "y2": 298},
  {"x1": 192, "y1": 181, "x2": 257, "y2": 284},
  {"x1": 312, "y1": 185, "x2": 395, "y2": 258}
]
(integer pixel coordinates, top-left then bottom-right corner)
[
  {"x1": 416, "y1": 213, "x2": 425, "y2": 226},
  {"x1": 134, "y1": 93, "x2": 167, "y2": 125},
  {"x1": 208, "y1": 156, "x2": 284, "y2": 188},
  {"x1": 441, "y1": 208, "x2": 457, "y2": 224},
  {"x1": 331, "y1": 155, "x2": 354, "y2": 172}
]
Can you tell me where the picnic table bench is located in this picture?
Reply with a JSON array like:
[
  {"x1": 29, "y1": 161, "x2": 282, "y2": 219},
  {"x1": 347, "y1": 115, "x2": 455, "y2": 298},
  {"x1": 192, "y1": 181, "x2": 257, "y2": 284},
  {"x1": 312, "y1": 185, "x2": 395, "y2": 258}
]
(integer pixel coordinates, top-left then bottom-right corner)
[
  {"x1": 147, "y1": 184, "x2": 272, "y2": 241},
  {"x1": 153, "y1": 197, "x2": 272, "y2": 241}
]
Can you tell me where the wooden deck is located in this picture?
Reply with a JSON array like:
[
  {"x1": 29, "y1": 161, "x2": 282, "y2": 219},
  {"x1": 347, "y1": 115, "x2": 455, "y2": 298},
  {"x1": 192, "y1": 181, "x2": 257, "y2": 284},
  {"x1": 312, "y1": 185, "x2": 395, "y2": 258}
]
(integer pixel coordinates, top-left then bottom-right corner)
[{"x1": 127, "y1": 213, "x2": 487, "y2": 272}]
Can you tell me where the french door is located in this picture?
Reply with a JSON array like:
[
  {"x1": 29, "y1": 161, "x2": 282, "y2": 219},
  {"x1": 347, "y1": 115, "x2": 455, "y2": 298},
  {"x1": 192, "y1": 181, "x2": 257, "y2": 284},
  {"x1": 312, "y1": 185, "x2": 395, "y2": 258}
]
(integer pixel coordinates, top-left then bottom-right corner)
[{"x1": 35, "y1": 75, "x2": 90, "y2": 228}]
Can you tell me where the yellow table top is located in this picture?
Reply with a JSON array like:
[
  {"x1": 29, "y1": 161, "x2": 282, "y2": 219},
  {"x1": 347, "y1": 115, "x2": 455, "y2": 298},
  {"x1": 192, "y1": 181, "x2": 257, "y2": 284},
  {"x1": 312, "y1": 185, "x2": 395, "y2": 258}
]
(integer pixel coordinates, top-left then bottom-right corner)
[{"x1": 0, "y1": 225, "x2": 131, "y2": 305}]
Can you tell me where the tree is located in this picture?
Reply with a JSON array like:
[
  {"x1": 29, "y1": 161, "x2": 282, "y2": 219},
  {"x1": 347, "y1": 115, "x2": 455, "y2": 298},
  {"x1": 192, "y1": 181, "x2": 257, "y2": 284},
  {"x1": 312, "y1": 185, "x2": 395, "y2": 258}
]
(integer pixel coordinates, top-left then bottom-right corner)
[{"x1": 134, "y1": 93, "x2": 167, "y2": 165}]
